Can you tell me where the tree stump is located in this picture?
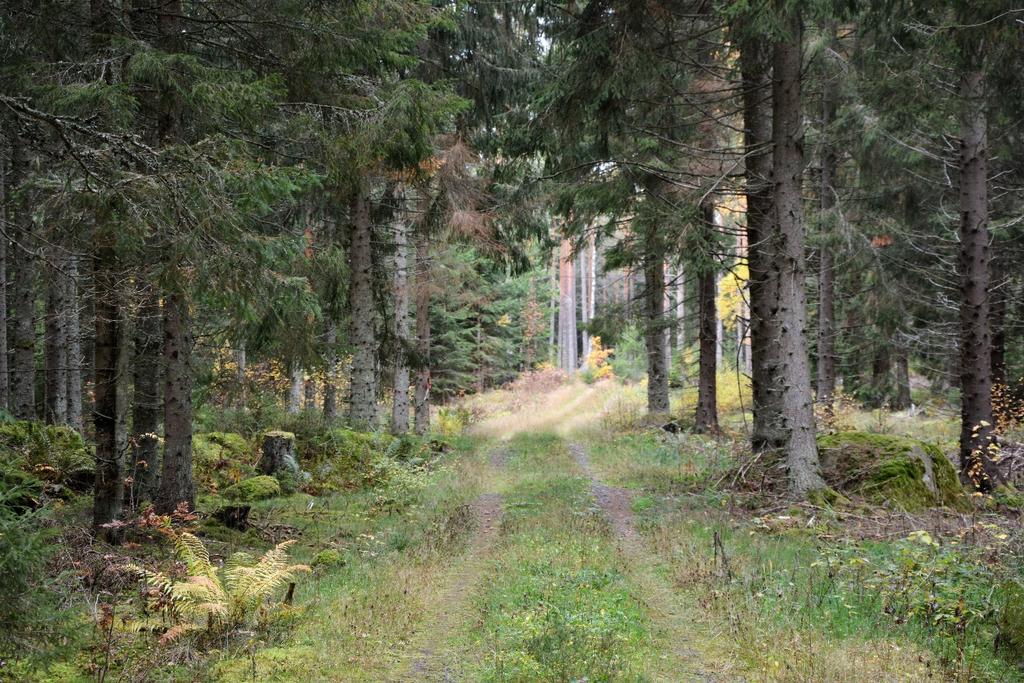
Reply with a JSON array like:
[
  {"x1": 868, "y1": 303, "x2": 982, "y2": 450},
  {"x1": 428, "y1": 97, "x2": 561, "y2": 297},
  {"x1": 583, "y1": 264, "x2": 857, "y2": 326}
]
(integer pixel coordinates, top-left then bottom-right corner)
[{"x1": 259, "y1": 431, "x2": 299, "y2": 478}]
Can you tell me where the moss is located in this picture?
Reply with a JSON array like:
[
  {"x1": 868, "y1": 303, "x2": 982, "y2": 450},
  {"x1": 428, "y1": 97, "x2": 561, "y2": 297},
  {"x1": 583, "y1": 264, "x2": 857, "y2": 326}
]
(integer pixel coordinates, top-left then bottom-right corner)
[
  {"x1": 311, "y1": 548, "x2": 346, "y2": 569},
  {"x1": 221, "y1": 475, "x2": 281, "y2": 502},
  {"x1": 817, "y1": 431, "x2": 967, "y2": 511},
  {"x1": 998, "y1": 580, "x2": 1024, "y2": 664},
  {"x1": 210, "y1": 645, "x2": 315, "y2": 682},
  {"x1": 0, "y1": 420, "x2": 93, "y2": 488},
  {"x1": 806, "y1": 487, "x2": 849, "y2": 508},
  {"x1": 304, "y1": 428, "x2": 398, "y2": 492},
  {"x1": 193, "y1": 431, "x2": 253, "y2": 492}
]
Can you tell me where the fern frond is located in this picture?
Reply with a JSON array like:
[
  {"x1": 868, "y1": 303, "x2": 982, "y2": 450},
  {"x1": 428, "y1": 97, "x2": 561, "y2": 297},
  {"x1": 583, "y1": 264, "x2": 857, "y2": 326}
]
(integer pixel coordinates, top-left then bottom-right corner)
[{"x1": 175, "y1": 532, "x2": 216, "y2": 578}]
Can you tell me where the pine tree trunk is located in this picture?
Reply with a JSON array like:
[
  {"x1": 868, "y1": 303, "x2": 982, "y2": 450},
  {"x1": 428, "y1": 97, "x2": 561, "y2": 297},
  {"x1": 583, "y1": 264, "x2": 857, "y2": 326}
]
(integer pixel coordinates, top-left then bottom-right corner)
[
  {"x1": 871, "y1": 345, "x2": 891, "y2": 406},
  {"x1": 893, "y1": 347, "x2": 911, "y2": 411},
  {"x1": 348, "y1": 190, "x2": 378, "y2": 427},
  {"x1": 10, "y1": 142, "x2": 36, "y2": 420},
  {"x1": 956, "y1": 64, "x2": 1000, "y2": 490},
  {"x1": 92, "y1": 243, "x2": 129, "y2": 539},
  {"x1": 65, "y1": 254, "x2": 83, "y2": 431},
  {"x1": 413, "y1": 215, "x2": 431, "y2": 435},
  {"x1": 557, "y1": 238, "x2": 578, "y2": 373},
  {"x1": 643, "y1": 236, "x2": 669, "y2": 414},
  {"x1": 990, "y1": 270, "x2": 1007, "y2": 389},
  {"x1": 695, "y1": 203, "x2": 719, "y2": 432},
  {"x1": 44, "y1": 249, "x2": 68, "y2": 424},
  {"x1": 234, "y1": 343, "x2": 247, "y2": 410},
  {"x1": 304, "y1": 374, "x2": 316, "y2": 411},
  {"x1": 772, "y1": 14, "x2": 824, "y2": 496},
  {"x1": 287, "y1": 362, "x2": 303, "y2": 414},
  {"x1": 740, "y1": 29, "x2": 786, "y2": 452},
  {"x1": 157, "y1": 289, "x2": 195, "y2": 513},
  {"x1": 817, "y1": 23, "x2": 838, "y2": 412},
  {"x1": 322, "y1": 325, "x2": 338, "y2": 419},
  {"x1": 130, "y1": 289, "x2": 162, "y2": 507},
  {"x1": 0, "y1": 144, "x2": 8, "y2": 411},
  {"x1": 391, "y1": 195, "x2": 411, "y2": 435},
  {"x1": 548, "y1": 245, "x2": 558, "y2": 364}
]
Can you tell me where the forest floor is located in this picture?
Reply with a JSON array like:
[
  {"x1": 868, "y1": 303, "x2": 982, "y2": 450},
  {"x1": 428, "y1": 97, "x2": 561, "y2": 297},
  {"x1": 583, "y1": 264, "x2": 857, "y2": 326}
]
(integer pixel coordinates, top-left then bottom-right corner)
[{"x1": 204, "y1": 378, "x2": 1024, "y2": 682}]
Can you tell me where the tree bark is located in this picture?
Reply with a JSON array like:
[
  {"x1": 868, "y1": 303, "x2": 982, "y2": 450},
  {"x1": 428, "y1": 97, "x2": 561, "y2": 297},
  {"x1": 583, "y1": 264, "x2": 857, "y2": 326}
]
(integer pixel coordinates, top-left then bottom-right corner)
[
  {"x1": 413, "y1": 215, "x2": 431, "y2": 435},
  {"x1": 44, "y1": 248, "x2": 69, "y2": 424},
  {"x1": 0, "y1": 143, "x2": 8, "y2": 411},
  {"x1": 130, "y1": 288, "x2": 162, "y2": 507},
  {"x1": 233, "y1": 343, "x2": 247, "y2": 410},
  {"x1": 557, "y1": 238, "x2": 578, "y2": 373},
  {"x1": 990, "y1": 269, "x2": 1007, "y2": 389},
  {"x1": 348, "y1": 189, "x2": 378, "y2": 427},
  {"x1": 740, "y1": 28, "x2": 786, "y2": 452},
  {"x1": 156, "y1": 289, "x2": 195, "y2": 513},
  {"x1": 771, "y1": 13, "x2": 824, "y2": 496},
  {"x1": 322, "y1": 324, "x2": 338, "y2": 419},
  {"x1": 817, "y1": 24, "x2": 838, "y2": 412},
  {"x1": 695, "y1": 203, "x2": 719, "y2": 432},
  {"x1": 304, "y1": 372, "x2": 316, "y2": 411},
  {"x1": 643, "y1": 234, "x2": 669, "y2": 414},
  {"x1": 65, "y1": 253, "x2": 84, "y2": 431},
  {"x1": 893, "y1": 347, "x2": 911, "y2": 411},
  {"x1": 956, "y1": 64, "x2": 1000, "y2": 490},
  {"x1": 92, "y1": 243, "x2": 129, "y2": 539},
  {"x1": 287, "y1": 362, "x2": 303, "y2": 414},
  {"x1": 391, "y1": 190, "x2": 411, "y2": 435},
  {"x1": 10, "y1": 141, "x2": 36, "y2": 420}
]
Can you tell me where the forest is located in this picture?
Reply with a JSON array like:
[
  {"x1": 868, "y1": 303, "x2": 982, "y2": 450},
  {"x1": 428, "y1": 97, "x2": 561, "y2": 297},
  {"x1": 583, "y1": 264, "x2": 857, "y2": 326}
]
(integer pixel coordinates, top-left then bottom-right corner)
[{"x1": 2, "y1": 0, "x2": 1024, "y2": 681}]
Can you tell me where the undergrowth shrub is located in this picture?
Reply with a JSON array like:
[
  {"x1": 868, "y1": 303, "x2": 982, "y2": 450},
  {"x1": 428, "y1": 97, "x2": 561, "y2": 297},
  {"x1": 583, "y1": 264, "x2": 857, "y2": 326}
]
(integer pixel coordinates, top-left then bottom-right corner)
[
  {"x1": 819, "y1": 529, "x2": 1021, "y2": 672},
  {"x1": 0, "y1": 420, "x2": 94, "y2": 490},
  {"x1": 0, "y1": 484, "x2": 57, "y2": 660},
  {"x1": 609, "y1": 325, "x2": 646, "y2": 382},
  {"x1": 125, "y1": 533, "x2": 309, "y2": 644},
  {"x1": 436, "y1": 406, "x2": 473, "y2": 437}
]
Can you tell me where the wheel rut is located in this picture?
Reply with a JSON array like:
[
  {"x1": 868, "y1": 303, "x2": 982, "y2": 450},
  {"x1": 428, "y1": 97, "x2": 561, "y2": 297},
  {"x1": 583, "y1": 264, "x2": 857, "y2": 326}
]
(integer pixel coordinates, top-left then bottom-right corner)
[
  {"x1": 389, "y1": 449, "x2": 507, "y2": 682},
  {"x1": 568, "y1": 441, "x2": 726, "y2": 682}
]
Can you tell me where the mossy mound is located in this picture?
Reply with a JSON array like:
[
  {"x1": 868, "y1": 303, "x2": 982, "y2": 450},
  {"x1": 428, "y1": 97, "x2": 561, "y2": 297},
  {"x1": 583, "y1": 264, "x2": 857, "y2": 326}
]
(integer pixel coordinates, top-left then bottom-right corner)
[
  {"x1": 221, "y1": 475, "x2": 281, "y2": 502},
  {"x1": 193, "y1": 432, "x2": 254, "y2": 492},
  {"x1": 0, "y1": 420, "x2": 93, "y2": 490},
  {"x1": 817, "y1": 431, "x2": 967, "y2": 511},
  {"x1": 304, "y1": 428, "x2": 411, "y2": 491},
  {"x1": 998, "y1": 580, "x2": 1024, "y2": 664},
  {"x1": 311, "y1": 548, "x2": 346, "y2": 569}
]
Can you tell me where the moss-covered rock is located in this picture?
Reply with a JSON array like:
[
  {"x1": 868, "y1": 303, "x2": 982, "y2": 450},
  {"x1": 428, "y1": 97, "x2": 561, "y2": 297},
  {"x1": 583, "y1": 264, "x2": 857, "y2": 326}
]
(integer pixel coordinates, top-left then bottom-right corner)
[
  {"x1": 817, "y1": 431, "x2": 967, "y2": 511},
  {"x1": 304, "y1": 428, "x2": 398, "y2": 491},
  {"x1": 221, "y1": 475, "x2": 281, "y2": 502},
  {"x1": 193, "y1": 432, "x2": 253, "y2": 492},
  {"x1": 0, "y1": 420, "x2": 93, "y2": 489}
]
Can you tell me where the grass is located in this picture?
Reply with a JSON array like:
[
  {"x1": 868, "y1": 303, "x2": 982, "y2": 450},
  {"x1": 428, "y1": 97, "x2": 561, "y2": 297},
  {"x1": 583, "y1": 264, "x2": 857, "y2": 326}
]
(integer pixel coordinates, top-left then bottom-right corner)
[
  {"x1": 460, "y1": 433, "x2": 658, "y2": 682},
  {"x1": 134, "y1": 436, "x2": 493, "y2": 682},
  {"x1": 580, "y1": 424, "x2": 1024, "y2": 682}
]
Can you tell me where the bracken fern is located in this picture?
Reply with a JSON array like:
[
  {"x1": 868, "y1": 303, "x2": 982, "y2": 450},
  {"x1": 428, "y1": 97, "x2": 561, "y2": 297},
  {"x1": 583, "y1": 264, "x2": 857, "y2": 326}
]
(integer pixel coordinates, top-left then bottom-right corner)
[{"x1": 125, "y1": 532, "x2": 309, "y2": 643}]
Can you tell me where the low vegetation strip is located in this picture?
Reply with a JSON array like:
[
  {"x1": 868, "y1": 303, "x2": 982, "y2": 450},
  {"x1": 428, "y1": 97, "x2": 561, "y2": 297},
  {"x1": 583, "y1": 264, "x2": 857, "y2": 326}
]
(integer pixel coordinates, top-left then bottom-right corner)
[{"x1": 394, "y1": 491, "x2": 505, "y2": 682}]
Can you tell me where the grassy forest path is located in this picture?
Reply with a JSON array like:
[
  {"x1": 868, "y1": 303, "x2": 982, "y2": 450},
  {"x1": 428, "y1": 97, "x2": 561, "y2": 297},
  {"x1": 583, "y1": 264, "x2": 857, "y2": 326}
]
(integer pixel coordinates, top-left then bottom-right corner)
[{"x1": 374, "y1": 380, "x2": 735, "y2": 681}]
